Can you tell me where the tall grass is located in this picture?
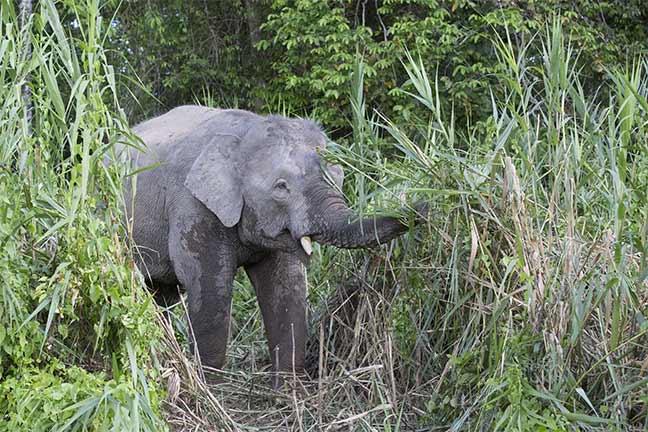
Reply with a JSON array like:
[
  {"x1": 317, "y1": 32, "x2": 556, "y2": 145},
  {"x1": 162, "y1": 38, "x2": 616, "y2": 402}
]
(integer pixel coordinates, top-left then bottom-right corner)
[
  {"x1": 160, "y1": 20, "x2": 647, "y2": 431},
  {"x1": 319, "y1": 20, "x2": 648, "y2": 430},
  {"x1": 0, "y1": 1, "x2": 164, "y2": 430}
]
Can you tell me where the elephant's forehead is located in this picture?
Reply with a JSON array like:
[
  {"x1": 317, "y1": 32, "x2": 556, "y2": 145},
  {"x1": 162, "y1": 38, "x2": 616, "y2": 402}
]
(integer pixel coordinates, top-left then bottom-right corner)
[
  {"x1": 241, "y1": 116, "x2": 329, "y2": 176},
  {"x1": 258, "y1": 117, "x2": 327, "y2": 147},
  {"x1": 248, "y1": 143, "x2": 320, "y2": 177}
]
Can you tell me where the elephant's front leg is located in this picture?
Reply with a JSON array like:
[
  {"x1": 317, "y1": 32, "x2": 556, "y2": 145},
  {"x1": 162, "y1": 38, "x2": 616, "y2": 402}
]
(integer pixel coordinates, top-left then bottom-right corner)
[
  {"x1": 169, "y1": 217, "x2": 237, "y2": 370},
  {"x1": 245, "y1": 251, "x2": 308, "y2": 386}
]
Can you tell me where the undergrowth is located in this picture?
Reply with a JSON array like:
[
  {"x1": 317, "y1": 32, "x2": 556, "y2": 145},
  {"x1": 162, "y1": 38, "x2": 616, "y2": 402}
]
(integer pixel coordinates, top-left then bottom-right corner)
[{"x1": 0, "y1": 1, "x2": 164, "y2": 430}]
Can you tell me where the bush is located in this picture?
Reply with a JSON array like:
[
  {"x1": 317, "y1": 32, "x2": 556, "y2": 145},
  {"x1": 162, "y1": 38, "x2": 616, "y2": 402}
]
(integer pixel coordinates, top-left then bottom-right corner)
[
  {"x1": 0, "y1": 1, "x2": 164, "y2": 430},
  {"x1": 314, "y1": 19, "x2": 648, "y2": 429}
]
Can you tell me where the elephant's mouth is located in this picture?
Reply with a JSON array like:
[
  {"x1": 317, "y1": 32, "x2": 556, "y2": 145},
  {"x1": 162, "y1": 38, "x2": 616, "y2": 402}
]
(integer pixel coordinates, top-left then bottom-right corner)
[
  {"x1": 293, "y1": 231, "x2": 319, "y2": 256},
  {"x1": 296, "y1": 229, "x2": 326, "y2": 256},
  {"x1": 299, "y1": 235, "x2": 313, "y2": 255},
  {"x1": 263, "y1": 229, "x2": 319, "y2": 256},
  {"x1": 289, "y1": 230, "x2": 321, "y2": 256}
]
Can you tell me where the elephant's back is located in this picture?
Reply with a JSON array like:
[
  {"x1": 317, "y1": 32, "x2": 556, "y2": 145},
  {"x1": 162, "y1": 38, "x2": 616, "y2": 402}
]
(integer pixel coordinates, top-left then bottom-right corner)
[
  {"x1": 133, "y1": 105, "x2": 221, "y2": 149},
  {"x1": 131, "y1": 105, "x2": 260, "y2": 165}
]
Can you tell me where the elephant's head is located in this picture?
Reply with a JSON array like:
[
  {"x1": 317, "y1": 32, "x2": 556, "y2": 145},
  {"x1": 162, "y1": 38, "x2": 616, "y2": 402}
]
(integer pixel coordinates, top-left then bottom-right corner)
[{"x1": 185, "y1": 115, "x2": 418, "y2": 255}]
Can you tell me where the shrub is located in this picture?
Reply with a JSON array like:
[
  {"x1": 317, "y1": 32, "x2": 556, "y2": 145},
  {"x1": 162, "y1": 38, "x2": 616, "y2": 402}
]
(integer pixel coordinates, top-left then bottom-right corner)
[{"x1": 0, "y1": 1, "x2": 164, "y2": 430}]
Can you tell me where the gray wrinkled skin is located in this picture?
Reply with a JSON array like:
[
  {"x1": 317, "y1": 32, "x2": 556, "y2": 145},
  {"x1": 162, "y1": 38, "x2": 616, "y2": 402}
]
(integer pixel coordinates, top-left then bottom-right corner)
[{"x1": 123, "y1": 105, "x2": 415, "y2": 387}]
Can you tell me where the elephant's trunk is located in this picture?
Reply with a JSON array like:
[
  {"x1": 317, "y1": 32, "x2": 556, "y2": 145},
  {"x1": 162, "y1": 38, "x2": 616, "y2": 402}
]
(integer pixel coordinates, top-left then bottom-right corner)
[
  {"x1": 314, "y1": 211, "x2": 409, "y2": 249},
  {"x1": 307, "y1": 187, "x2": 419, "y2": 249}
]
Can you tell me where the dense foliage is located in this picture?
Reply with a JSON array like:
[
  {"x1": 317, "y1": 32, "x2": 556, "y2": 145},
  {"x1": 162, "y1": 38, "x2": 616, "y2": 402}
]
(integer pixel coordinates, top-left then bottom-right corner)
[
  {"x1": 1, "y1": 0, "x2": 647, "y2": 430},
  {"x1": 110, "y1": 0, "x2": 648, "y2": 130},
  {"x1": 0, "y1": 1, "x2": 164, "y2": 429}
]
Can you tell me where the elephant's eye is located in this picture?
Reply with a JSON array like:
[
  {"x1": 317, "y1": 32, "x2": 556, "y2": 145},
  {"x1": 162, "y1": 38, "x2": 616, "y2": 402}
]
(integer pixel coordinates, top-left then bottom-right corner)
[{"x1": 272, "y1": 179, "x2": 290, "y2": 199}]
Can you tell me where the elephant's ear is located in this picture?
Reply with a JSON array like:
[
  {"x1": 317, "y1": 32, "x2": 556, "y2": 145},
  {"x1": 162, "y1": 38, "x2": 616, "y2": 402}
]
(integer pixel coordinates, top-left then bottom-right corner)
[{"x1": 184, "y1": 140, "x2": 243, "y2": 228}]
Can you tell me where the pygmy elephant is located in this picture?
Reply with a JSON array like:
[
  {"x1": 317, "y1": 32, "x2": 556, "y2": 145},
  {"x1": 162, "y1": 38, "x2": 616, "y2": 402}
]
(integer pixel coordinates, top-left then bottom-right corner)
[{"x1": 125, "y1": 105, "x2": 422, "y2": 385}]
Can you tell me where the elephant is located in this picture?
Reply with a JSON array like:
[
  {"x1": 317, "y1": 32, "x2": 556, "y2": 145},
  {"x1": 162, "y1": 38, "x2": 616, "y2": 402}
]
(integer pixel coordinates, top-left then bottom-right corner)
[{"x1": 122, "y1": 105, "x2": 423, "y2": 386}]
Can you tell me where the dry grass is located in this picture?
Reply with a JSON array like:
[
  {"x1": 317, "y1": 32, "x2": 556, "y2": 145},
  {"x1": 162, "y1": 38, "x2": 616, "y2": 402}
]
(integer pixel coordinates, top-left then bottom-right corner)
[{"x1": 157, "y1": 255, "x2": 436, "y2": 431}]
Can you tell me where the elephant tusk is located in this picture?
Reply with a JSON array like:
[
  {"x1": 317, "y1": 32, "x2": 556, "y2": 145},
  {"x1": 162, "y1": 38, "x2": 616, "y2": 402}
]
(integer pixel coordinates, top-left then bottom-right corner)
[{"x1": 300, "y1": 236, "x2": 313, "y2": 256}]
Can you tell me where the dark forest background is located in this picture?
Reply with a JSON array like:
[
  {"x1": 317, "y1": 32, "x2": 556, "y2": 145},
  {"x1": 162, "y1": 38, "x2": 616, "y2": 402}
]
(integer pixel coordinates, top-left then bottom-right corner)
[{"x1": 108, "y1": 0, "x2": 648, "y2": 128}]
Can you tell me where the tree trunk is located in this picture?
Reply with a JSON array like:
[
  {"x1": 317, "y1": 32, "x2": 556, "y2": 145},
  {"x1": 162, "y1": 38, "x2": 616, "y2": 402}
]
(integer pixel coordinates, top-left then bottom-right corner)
[
  {"x1": 243, "y1": 0, "x2": 265, "y2": 111},
  {"x1": 243, "y1": 0, "x2": 262, "y2": 47},
  {"x1": 19, "y1": 0, "x2": 33, "y2": 136}
]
